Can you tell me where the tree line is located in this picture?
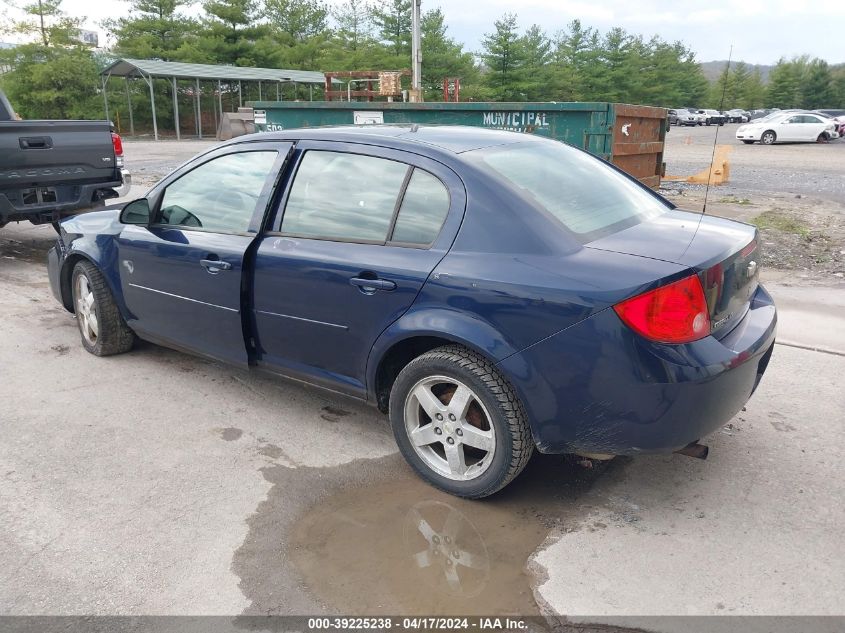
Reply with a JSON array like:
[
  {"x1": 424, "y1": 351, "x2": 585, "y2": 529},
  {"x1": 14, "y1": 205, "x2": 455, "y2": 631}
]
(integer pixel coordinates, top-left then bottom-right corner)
[{"x1": 0, "y1": 0, "x2": 842, "y2": 128}]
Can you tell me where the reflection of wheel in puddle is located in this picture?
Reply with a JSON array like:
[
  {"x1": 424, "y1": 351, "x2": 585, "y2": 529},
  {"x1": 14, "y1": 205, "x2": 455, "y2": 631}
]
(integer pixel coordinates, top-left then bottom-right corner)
[{"x1": 403, "y1": 500, "x2": 490, "y2": 598}]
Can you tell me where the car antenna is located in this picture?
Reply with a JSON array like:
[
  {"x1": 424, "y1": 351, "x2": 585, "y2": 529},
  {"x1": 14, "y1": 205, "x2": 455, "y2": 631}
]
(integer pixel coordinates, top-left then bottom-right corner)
[{"x1": 702, "y1": 45, "x2": 733, "y2": 216}]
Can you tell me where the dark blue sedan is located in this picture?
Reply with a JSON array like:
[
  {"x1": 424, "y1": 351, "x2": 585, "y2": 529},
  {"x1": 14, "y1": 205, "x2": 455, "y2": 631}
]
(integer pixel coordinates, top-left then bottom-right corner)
[{"x1": 47, "y1": 126, "x2": 776, "y2": 498}]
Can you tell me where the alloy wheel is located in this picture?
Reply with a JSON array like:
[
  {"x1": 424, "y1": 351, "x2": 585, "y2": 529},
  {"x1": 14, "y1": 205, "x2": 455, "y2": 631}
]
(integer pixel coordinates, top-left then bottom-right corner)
[
  {"x1": 74, "y1": 274, "x2": 98, "y2": 345},
  {"x1": 404, "y1": 375, "x2": 496, "y2": 481}
]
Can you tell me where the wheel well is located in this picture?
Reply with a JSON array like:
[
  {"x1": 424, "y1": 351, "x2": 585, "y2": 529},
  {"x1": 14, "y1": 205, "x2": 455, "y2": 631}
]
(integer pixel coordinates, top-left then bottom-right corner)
[
  {"x1": 59, "y1": 254, "x2": 88, "y2": 312},
  {"x1": 374, "y1": 336, "x2": 458, "y2": 413}
]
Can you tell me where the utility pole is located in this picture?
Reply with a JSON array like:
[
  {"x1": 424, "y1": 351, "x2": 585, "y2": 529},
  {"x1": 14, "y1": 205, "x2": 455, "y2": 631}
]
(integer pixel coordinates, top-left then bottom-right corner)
[{"x1": 410, "y1": 0, "x2": 422, "y2": 102}]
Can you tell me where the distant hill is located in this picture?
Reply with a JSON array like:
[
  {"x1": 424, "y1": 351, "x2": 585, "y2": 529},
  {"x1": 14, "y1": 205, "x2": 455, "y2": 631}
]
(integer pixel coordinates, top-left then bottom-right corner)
[{"x1": 699, "y1": 60, "x2": 773, "y2": 83}]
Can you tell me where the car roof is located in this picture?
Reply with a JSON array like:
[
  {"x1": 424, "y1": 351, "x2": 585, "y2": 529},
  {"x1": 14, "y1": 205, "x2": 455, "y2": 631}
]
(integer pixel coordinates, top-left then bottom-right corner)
[{"x1": 223, "y1": 125, "x2": 544, "y2": 155}]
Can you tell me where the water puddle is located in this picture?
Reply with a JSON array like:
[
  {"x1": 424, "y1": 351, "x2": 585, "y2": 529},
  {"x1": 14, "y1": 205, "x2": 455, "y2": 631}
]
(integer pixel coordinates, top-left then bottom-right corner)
[{"x1": 234, "y1": 453, "x2": 627, "y2": 616}]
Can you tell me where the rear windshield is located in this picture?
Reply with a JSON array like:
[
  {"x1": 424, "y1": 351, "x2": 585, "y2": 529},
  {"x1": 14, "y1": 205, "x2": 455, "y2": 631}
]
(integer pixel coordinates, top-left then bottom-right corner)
[{"x1": 467, "y1": 141, "x2": 669, "y2": 242}]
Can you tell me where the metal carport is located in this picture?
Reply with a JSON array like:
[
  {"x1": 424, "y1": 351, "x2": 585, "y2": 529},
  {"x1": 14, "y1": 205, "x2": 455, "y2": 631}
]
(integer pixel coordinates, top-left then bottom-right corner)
[{"x1": 100, "y1": 58, "x2": 327, "y2": 141}]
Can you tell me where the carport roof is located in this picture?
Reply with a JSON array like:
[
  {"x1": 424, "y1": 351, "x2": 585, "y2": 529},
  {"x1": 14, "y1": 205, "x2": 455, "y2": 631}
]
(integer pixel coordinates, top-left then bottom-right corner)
[{"x1": 100, "y1": 58, "x2": 327, "y2": 85}]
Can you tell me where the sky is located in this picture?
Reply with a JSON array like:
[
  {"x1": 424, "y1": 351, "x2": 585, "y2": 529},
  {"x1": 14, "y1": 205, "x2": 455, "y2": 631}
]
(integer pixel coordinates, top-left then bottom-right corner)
[{"x1": 21, "y1": 0, "x2": 845, "y2": 66}]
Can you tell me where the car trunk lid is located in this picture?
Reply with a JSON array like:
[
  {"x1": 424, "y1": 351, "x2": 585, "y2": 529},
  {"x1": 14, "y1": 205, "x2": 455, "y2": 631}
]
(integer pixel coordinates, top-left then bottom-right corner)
[{"x1": 586, "y1": 209, "x2": 760, "y2": 338}]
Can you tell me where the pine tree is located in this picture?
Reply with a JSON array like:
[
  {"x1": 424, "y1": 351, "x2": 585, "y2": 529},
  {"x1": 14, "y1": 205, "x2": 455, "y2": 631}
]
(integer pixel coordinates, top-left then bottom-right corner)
[
  {"x1": 740, "y1": 70, "x2": 766, "y2": 109},
  {"x1": 107, "y1": 0, "x2": 195, "y2": 61},
  {"x1": 549, "y1": 20, "x2": 598, "y2": 101},
  {"x1": 200, "y1": 0, "x2": 266, "y2": 66},
  {"x1": 420, "y1": 8, "x2": 477, "y2": 100},
  {"x1": 766, "y1": 58, "x2": 805, "y2": 108},
  {"x1": 520, "y1": 24, "x2": 551, "y2": 101},
  {"x1": 332, "y1": 0, "x2": 372, "y2": 52},
  {"x1": 263, "y1": 0, "x2": 330, "y2": 69},
  {"x1": 370, "y1": 0, "x2": 411, "y2": 58},
  {"x1": 480, "y1": 13, "x2": 526, "y2": 101},
  {"x1": 800, "y1": 59, "x2": 835, "y2": 108}
]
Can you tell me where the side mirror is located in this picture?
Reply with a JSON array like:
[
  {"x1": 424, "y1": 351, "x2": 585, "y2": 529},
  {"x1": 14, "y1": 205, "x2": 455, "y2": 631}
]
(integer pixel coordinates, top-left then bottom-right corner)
[{"x1": 120, "y1": 198, "x2": 151, "y2": 225}]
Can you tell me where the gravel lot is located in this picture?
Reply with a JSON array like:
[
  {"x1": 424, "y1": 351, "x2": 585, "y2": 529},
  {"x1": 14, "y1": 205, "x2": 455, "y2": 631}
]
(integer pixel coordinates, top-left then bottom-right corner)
[
  {"x1": 663, "y1": 122, "x2": 845, "y2": 203},
  {"x1": 1, "y1": 131, "x2": 843, "y2": 626},
  {"x1": 661, "y1": 124, "x2": 845, "y2": 283}
]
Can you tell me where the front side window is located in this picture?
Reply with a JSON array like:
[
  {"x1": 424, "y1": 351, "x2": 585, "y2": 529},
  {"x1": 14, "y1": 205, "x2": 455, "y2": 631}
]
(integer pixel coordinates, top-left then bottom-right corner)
[
  {"x1": 158, "y1": 151, "x2": 277, "y2": 233},
  {"x1": 467, "y1": 140, "x2": 669, "y2": 242},
  {"x1": 281, "y1": 151, "x2": 409, "y2": 242}
]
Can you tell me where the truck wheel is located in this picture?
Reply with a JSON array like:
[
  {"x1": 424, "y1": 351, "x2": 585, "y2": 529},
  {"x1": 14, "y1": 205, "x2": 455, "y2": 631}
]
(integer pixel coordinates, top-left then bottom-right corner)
[
  {"x1": 760, "y1": 131, "x2": 776, "y2": 145},
  {"x1": 389, "y1": 345, "x2": 533, "y2": 498},
  {"x1": 72, "y1": 260, "x2": 135, "y2": 356}
]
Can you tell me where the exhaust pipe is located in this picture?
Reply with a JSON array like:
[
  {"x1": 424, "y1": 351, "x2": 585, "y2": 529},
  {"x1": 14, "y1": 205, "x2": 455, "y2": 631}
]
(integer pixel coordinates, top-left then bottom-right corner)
[{"x1": 675, "y1": 442, "x2": 709, "y2": 460}]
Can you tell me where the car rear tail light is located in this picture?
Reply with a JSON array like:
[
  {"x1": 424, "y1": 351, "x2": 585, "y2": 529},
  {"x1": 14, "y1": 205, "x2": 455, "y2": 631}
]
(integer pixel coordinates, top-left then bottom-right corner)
[
  {"x1": 111, "y1": 132, "x2": 123, "y2": 156},
  {"x1": 740, "y1": 239, "x2": 757, "y2": 258},
  {"x1": 613, "y1": 274, "x2": 711, "y2": 344},
  {"x1": 111, "y1": 132, "x2": 124, "y2": 167}
]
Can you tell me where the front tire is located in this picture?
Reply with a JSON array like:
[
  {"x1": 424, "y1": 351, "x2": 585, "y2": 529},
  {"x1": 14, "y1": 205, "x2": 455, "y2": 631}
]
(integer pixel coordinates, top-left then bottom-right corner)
[
  {"x1": 389, "y1": 345, "x2": 533, "y2": 498},
  {"x1": 760, "y1": 130, "x2": 776, "y2": 145},
  {"x1": 72, "y1": 260, "x2": 135, "y2": 356}
]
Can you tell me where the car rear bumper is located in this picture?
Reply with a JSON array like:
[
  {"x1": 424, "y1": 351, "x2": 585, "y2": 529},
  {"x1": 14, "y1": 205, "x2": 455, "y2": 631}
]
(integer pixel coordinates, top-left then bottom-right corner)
[
  {"x1": 498, "y1": 284, "x2": 777, "y2": 456},
  {"x1": 115, "y1": 168, "x2": 132, "y2": 198}
]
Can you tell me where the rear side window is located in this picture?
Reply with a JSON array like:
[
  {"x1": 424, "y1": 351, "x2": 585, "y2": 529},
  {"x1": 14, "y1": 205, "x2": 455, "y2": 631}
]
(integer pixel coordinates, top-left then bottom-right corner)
[
  {"x1": 280, "y1": 150, "x2": 451, "y2": 246},
  {"x1": 391, "y1": 169, "x2": 450, "y2": 245},
  {"x1": 467, "y1": 141, "x2": 668, "y2": 242},
  {"x1": 281, "y1": 151, "x2": 408, "y2": 242}
]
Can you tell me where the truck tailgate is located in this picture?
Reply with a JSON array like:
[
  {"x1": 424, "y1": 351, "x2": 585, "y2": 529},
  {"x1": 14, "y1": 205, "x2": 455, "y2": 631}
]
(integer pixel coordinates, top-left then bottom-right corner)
[{"x1": 0, "y1": 120, "x2": 117, "y2": 187}]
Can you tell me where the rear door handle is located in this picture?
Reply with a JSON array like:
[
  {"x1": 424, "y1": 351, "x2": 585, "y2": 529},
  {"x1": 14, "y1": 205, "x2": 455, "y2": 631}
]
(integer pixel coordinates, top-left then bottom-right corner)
[
  {"x1": 200, "y1": 258, "x2": 232, "y2": 273},
  {"x1": 350, "y1": 277, "x2": 396, "y2": 292}
]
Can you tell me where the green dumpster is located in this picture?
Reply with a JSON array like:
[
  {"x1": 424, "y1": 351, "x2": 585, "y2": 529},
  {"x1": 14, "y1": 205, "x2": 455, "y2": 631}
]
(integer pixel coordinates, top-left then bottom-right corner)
[{"x1": 249, "y1": 101, "x2": 668, "y2": 188}]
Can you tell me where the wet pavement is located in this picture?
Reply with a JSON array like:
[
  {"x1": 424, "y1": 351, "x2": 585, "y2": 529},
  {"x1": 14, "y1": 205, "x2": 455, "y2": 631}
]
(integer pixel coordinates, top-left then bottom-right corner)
[{"x1": 234, "y1": 454, "x2": 618, "y2": 616}]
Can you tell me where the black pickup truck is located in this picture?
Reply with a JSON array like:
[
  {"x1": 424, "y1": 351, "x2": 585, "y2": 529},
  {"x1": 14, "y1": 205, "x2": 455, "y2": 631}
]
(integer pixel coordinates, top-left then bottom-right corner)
[{"x1": 0, "y1": 90, "x2": 130, "y2": 228}]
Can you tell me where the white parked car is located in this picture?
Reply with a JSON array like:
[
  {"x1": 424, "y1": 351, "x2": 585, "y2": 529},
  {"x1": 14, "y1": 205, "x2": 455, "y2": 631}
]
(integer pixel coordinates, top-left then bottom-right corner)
[
  {"x1": 700, "y1": 109, "x2": 726, "y2": 125},
  {"x1": 691, "y1": 110, "x2": 706, "y2": 125},
  {"x1": 736, "y1": 112, "x2": 839, "y2": 144}
]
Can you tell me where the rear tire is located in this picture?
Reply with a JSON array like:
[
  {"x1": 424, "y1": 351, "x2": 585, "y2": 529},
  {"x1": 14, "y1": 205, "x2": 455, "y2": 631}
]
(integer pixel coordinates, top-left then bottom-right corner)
[
  {"x1": 760, "y1": 130, "x2": 776, "y2": 145},
  {"x1": 389, "y1": 345, "x2": 533, "y2": 498},
  {"x1": 72, "y1": 260, "x2": 135, "y2": 356},
  {"x1": 816, "y1": 132, "x2": 830, "y2": 143}
]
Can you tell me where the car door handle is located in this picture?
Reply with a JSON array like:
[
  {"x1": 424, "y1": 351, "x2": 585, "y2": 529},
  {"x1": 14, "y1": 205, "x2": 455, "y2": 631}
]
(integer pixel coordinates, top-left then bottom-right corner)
[
  {"x1": 350, "y1": 277, "x2": 396, "y2": 292},
  {"x1": 200, "y1": 258, "x2": 232, "y2": 273}
]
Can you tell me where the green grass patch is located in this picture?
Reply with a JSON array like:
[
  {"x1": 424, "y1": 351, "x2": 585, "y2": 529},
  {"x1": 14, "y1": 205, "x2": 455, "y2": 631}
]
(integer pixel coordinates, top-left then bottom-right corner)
[
  {"x1": 718, "y1": 196, "x2": 752, "y2": 205},
  {"x1": 752, "y1": 210, "x2": 810, "y2": 238}
]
